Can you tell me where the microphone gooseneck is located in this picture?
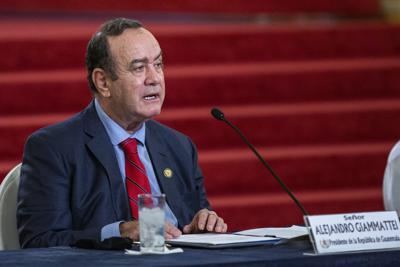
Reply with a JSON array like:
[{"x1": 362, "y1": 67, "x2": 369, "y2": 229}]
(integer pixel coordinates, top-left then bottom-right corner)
[{"x1": 210, "y1": 107, "x2": 309, "y2": 216}]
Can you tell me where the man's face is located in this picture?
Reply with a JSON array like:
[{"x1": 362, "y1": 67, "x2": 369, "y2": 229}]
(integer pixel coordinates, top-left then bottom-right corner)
[{"x1": 103, "y1": 28, "x2": 165, "y2": 130}]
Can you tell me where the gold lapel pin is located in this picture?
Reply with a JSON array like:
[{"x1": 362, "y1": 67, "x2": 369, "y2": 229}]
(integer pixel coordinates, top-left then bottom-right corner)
[{"x1": 163, "y1": 168, "x2": 173, "y2": 178}]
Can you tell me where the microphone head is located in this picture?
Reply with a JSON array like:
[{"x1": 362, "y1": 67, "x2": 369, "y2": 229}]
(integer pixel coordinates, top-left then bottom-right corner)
[{"x1": 211, "y1": 108, "x2": 225, "y2": 121}]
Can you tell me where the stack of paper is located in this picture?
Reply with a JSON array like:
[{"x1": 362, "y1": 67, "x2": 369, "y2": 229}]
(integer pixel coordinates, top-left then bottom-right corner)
[
  {"x1": 166, "y1": 225, "x2": 309, "y2": 248},
  {"x1": 234, "y1": 225, "x2": 309, "y2": 239},
  {"x1": 167, "y1": 233, "x2": 278, "y2": 248}
]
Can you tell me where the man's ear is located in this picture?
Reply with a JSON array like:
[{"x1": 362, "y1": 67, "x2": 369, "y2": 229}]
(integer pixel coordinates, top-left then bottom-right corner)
[{"x1": 92, "y1": 68, "x2": 111, "y2": 97}]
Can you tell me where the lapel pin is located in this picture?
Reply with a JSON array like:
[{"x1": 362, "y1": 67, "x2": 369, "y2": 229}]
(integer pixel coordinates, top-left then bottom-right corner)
[{"x1": 163, "y1": 168, "x2": 173, "y2": 178}]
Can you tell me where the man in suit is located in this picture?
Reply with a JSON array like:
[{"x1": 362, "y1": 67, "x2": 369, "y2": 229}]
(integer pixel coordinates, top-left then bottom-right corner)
[{"x1": 17, "y1": 18, "x2": 227, "y2": 248}]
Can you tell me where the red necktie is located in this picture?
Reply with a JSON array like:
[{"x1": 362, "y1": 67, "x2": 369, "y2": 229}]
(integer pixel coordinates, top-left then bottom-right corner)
[{"x1": 120, "y1": 138, "x2": 151, "y2": 219}]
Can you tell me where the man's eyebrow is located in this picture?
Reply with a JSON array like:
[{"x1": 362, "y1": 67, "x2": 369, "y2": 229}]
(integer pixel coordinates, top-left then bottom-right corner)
[
  {"x1": 130, "y1": 58, "x2": 148, "y2": 65},
  {"x1": 128, "y1": 51, "x2": 163, "y2": 68},
  {"x1": 154, "y1": 51, "x2": 162, "y2": 61}
]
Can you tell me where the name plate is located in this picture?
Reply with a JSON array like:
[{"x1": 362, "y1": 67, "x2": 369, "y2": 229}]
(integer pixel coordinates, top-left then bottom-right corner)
[{"x1": 304, "y1": 211, "x2": 400, "y2": 254}]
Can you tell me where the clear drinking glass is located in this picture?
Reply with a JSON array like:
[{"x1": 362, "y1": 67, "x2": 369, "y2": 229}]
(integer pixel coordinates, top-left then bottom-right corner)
[{"x1": 138, "y1": 194, "x2": 166, "y2": 252}]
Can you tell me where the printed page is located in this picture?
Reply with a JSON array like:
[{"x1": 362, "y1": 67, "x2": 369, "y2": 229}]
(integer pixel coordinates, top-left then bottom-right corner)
[
  {"x1": 235, "y1": 225, "x2": 309, "y2": 239},
  {"x1": 167, "y1": 233, "x2": 278, "y2": 246}
]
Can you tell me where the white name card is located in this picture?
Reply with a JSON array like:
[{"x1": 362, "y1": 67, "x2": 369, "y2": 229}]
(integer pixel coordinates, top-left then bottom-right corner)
[{"x1": 304, "y1": 211, "x2": 400, "y2": 254}]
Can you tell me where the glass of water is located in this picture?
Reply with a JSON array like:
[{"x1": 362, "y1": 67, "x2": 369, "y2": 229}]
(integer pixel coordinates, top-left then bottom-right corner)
[{"x1": 138, "y1": 194, "x2": 166, "y2": 252}]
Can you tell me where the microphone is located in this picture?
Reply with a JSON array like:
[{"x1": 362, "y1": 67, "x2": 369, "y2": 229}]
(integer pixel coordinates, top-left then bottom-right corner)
[{"x1": 211, "y1": 107, "x2": 309, "y2": 216}]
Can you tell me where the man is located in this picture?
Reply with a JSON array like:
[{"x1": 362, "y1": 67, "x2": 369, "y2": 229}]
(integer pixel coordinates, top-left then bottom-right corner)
[{"x1": 17, "y1": 18, "x2": 227, "y2": 248}]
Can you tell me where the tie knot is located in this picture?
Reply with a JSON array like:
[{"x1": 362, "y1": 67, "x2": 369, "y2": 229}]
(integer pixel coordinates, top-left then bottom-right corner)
[{"x1": 120, "y1": 138, "x2": 139, "y2": 155}]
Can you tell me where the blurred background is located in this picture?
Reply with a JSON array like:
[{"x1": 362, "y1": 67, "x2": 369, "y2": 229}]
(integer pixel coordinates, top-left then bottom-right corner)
[{"x1": 0, "y1": 0, "x2": 400, "y2": 231}]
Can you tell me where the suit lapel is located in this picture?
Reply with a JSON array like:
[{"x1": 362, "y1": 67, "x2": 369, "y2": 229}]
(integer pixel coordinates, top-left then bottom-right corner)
[
  {"x1": 145, "y1": 122, "x2": 186, "y2": 226},
  {"x1": 82, "y1": 102, "x2": 130, "y2": 220}
]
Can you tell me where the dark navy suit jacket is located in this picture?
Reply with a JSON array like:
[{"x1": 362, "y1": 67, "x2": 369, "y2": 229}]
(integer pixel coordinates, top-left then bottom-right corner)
[{"x1": 17, "y1": 102, "x2": 210, "y2": 248}]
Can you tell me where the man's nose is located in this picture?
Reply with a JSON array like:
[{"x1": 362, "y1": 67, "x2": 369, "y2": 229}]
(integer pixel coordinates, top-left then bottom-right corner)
[{"x1": 145, "y1": 65, "x2": 162, "y2": 85}]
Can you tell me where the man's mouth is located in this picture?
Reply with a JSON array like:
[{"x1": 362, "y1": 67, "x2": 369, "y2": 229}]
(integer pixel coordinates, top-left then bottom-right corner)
[{"x1": 143, "y1": 93, "x2": 159, "y2": 101}]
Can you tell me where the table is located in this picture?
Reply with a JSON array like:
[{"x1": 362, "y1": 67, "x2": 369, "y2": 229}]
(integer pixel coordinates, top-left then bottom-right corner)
[{"x1": 0, "y1": 241, "x2": 399, "y2": 267}]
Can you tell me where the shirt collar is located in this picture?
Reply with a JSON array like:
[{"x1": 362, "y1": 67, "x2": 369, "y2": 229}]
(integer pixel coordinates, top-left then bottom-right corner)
[{"x1": 94, "y1": 98, "x2": 146, "y2": 146}]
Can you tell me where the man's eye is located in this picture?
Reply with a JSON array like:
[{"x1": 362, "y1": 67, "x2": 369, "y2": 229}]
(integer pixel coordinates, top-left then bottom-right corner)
[
  {"x1": 133, "y1": 65, "x2": 145, "y2": 72},
  {"x1": 155, "y1": 61, "x2": 164, "y2": 69}
]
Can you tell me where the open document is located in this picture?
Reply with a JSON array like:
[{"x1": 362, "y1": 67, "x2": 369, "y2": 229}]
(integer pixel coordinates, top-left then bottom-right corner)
[
  {"x1": 235, "y1": 225, "x2": 309, "y2": 239},
  {"x1": 167, "y1": 233, "x2": 278, "y2": 248},
  {"x1": 167, "y1": 225, "x2": 308, "y2": 248}
]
